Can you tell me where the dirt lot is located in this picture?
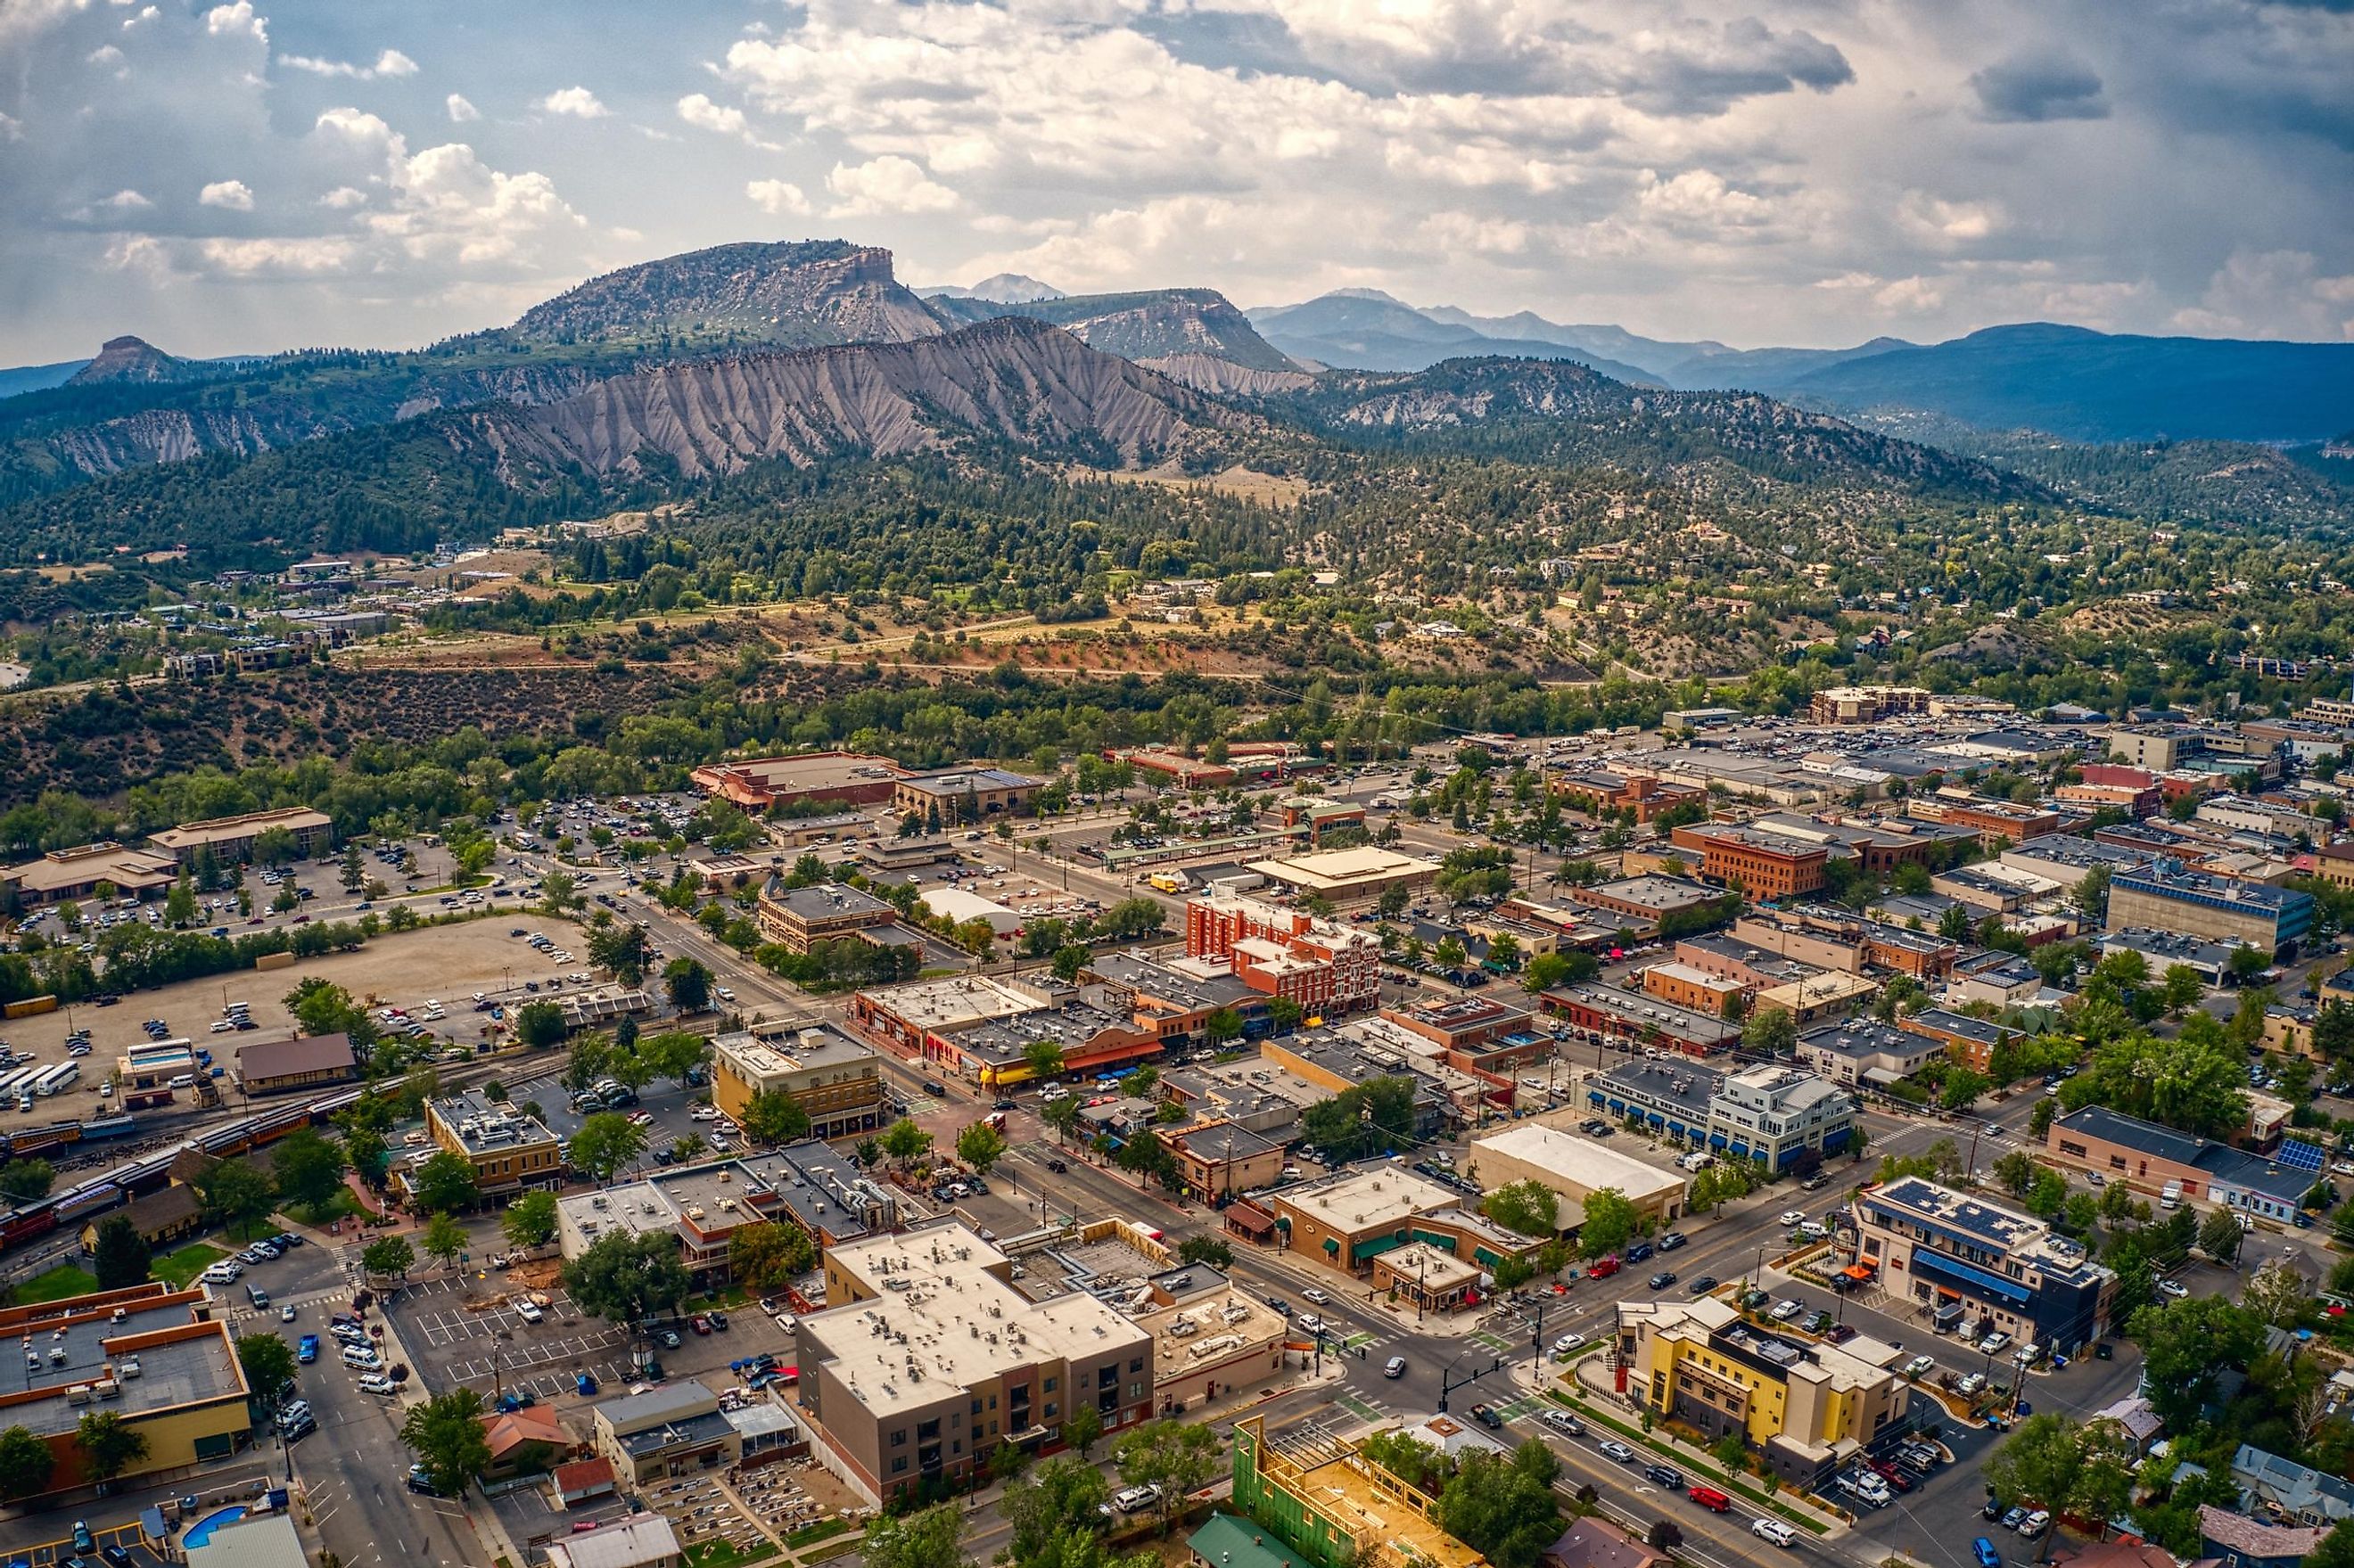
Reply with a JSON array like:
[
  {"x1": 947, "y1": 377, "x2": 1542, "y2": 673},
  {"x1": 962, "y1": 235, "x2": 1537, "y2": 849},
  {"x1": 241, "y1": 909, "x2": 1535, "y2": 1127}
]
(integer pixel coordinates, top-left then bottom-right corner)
[{"x1": 0, "y1": 915, "x2": 593, "y2": 1077}]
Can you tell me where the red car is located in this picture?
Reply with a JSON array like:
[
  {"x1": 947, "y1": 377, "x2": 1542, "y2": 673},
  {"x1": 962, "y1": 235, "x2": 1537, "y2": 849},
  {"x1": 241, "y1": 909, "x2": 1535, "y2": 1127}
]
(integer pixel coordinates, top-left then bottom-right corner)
[
  {"x1": 1586, "y1": 1256, "x2": 1622, "y2": 1280},
  {"x1": 691, "y1": 1315, "x2": 712, "y2": 1335}
]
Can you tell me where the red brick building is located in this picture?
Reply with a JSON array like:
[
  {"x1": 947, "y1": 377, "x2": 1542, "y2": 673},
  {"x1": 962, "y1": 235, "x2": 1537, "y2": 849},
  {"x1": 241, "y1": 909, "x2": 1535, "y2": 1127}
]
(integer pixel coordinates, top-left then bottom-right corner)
[
  {"x1": 1549, "y1": 770, "x2": 1706, "y2": 825},
  {"x1": 1185, "y1": 894, "x2": 1380, "y2": 1014},
  {"x1": 1668, "y1": 823, "x2": 1830, "y2": 900}
]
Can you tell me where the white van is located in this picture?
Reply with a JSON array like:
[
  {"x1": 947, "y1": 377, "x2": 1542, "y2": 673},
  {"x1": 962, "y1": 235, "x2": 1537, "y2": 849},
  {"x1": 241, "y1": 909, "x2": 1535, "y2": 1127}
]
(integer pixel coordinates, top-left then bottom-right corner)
[
  {"x1": 2160, "y1": 1180, "x2": 2183, "y2": 1210},
  {"x1": 342, "y1": 1344, "x2": 383, "y2": 1370},
  {"x1": 1677, "y1": 1151, "x2": 1715, "y2": 1172}
]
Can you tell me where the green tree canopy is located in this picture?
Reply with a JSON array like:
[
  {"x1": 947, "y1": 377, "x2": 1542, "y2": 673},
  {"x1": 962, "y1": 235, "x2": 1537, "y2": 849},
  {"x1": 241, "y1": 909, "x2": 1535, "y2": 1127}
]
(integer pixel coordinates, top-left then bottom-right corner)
[
  {"x1": 361, "y1": 1233, "x2": 416, "y2": 1281},
  {"x1": 738, "y1": 1089, "x2": 811, "y2": 1148},
  {"x1": 502, "y1": 1190, "x2": 561, "y2": 1251},
  {"x1": 562, "y1": 1229, "x2": 691, "y2": 1332},
  {"x1": 1576, "y1": 1187, "x2": 1641, "y2": 1260},
  {"x1": 236, "y1": 1333, "x2": 300, "y2": 1408},
  {"x1": 270, "y1": 1129, "x2": 350, "y2": 1214},
  {"x1": 1433, "y1": 1440, "x2": 1563, "y2": 1568},
  {"x1": 571, "y1": 1112, "x2": 650, "y2": 1186},
  {"x1": 0, "y1": 1424, "x2": 54, "y2": 1500},
  {"x1": 1483, "y1": 1179, "x2": 1560, "y2": 1238},
  {"x1": 956, "y1": 1121, "x2": 1008, "y2": 1174},
  {"x1": 399, "y1": 1387, "x2": 492, "y2": 1498},
  {"x1": 728, "y1": 1221, "x2": 816, "y2": 1293},
  {"x1": 90, "y1": 1214, "x2": 151, "y2": 1291},
  {"x1": 409, "y1": 1150, "x2": 481, "y2": 1213}
]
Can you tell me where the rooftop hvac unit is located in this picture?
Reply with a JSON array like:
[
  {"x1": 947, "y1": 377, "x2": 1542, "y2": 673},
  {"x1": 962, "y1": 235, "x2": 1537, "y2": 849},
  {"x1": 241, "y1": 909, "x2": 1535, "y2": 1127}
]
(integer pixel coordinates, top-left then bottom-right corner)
[{"x1": 119, "y1": 1357, "x2": 140, "y2": 1378}]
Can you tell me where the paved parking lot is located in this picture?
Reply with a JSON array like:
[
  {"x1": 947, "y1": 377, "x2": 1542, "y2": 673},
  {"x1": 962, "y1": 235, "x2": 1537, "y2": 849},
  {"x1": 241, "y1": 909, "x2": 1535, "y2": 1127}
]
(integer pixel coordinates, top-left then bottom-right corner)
[{"x1": 390, "y1": 1273, "x2": 653, "y2": 1400}]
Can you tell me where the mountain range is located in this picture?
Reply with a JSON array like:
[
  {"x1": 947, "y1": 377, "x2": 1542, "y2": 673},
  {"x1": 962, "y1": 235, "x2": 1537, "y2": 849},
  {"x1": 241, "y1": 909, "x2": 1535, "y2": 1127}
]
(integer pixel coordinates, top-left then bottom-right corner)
[
  {"x1": 1247, "y1": 294, "x2": 2354, "y2": 445},
  {"x1": 1, "y1": 236, "x2": 2350, "y2": 566}
]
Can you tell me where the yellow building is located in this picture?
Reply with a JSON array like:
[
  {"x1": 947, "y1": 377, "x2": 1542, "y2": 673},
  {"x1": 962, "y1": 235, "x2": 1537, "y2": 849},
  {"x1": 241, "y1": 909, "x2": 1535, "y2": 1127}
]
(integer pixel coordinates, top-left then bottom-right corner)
[
  {"x1": 0, "y1": 1283, "x2": 253, "y2": 1496},
  {"x1": 419, "y1": 1090, "x2": 564, "y2": 1200},
  {"x1": 1614, "y1": 1296, "x2": 1904, "y2": 1488},
  {"x1": 709, "y1": 1025, "x2": 886, "y2": 1141}
]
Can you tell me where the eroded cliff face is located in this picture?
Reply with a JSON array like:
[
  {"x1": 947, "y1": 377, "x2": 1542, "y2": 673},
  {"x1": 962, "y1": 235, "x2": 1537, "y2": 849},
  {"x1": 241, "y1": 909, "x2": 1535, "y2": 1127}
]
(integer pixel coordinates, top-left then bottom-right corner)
[
  {"x1": 505, "y1": 317, "x2": 1239, "y2": 478},
  {"x1": 510, "y1": 240, "x2": 949, "y2": 348}
]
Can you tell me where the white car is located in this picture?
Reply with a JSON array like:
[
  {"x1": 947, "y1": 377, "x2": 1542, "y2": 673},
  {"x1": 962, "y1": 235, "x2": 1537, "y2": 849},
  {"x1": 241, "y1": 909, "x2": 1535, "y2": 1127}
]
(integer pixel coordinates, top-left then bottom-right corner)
[
  {"x1": 1552, "y1": 1332, "x2": 1586, "y2": 1355},
  {"x1": 1752, "y1": 1519, "x2": 1797, "y2": 1548},
  {"x1": 2156, "y1": 1279, "x2": 2190, "y2": 1299},
  {"x1": 1769, "y1": 1298, "x2": 1805, "y2": 1322},
  {"x1": 1778, "y1": 1211, "x2": 1807, "y2": 1227},
  {"x1": 512, "y1": 1298, "x2": 545, "y2": 1324},
  {"x1": 1296, "y1": 1314, "x2": 1325, "y2": 1334},
  {"x1": 1902, "y1": 1355, "x2": 1936, "y2": 1378},
  {"x1": 1300, "y1": 1287, "x2": 1331, "y2": 1306},
  {"x1": 358, "y1": 1373, "x2": 398, "y2": 1395},
  {"x1": 716, "y1": 987, "x2": 736, "y2": 1002},
  {"x1": 690, "y1": 1106, "x2": 720, "y2": 1121}
]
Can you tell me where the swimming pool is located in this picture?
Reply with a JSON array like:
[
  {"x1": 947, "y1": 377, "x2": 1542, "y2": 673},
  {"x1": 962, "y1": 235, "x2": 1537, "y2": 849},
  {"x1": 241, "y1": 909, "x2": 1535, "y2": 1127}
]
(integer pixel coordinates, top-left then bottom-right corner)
[{"x1": 182, "y1": 1506, "x2": 248, "y2": 1549}]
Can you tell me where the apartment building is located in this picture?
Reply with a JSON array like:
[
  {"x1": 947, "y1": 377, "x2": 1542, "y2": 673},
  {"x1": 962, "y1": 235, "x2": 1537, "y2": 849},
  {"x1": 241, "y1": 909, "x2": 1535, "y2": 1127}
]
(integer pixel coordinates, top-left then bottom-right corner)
[
  {"x1": 1615, "y1": 1296, "x2": 1904, "y2": 1486},
  {"x1": 1898, "y1": 1008, "x2": 2024, "y2": 1075},
  {"x1": 1185, "y1": 893, "x2": 1379, "y2": 1015},
  {"x1": 799, "y1": 1222, "x2": 1152, "y2": 1506},
  {"x1": 1853, "y1": 1177, "x2": 2115, "y2": 1354},
  {"x1": 1584, "y1": 1059, "x2": 1856, "y2": 1172},
  {"x1": 1639, "y1": 962, "x2": 1747, "y2": 1017},
  {"x1": 711, "y1": 1025, "x2": 886, "y2": 1140},
  {"x1": 1810, "y1": 685, "x2": 1930, "y2": 725}
]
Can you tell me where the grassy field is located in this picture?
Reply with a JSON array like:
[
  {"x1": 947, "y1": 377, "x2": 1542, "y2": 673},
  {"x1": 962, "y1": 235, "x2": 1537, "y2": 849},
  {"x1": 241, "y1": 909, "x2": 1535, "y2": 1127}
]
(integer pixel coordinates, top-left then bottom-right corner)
[
  {"x1": 681, "y1": 1539, "x2": 771, "y2": 1568},
  {"x1": 16, "y1": 1263, "x2": 98, "y2": 1302},
  {"x1": 153, "y1": 1243, "x2": 228, "y2": 1288}
]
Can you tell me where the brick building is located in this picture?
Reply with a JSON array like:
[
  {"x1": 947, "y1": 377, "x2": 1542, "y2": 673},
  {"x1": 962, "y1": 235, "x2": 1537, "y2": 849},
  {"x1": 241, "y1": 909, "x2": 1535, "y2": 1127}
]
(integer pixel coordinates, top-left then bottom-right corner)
[{"x1": 1185, "y1": 894, "x2": 1379, "y2": 1015}]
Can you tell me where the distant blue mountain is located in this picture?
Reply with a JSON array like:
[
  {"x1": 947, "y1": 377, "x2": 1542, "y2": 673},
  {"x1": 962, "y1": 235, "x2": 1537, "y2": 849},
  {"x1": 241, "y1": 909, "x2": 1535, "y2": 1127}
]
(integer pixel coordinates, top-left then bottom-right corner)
[
  {"x1": 1774, "y1": 324, "x2": 2354, "y2": 444},
  {"x1": 0, "y1": 359, "x2": 91, "y2": 400}
]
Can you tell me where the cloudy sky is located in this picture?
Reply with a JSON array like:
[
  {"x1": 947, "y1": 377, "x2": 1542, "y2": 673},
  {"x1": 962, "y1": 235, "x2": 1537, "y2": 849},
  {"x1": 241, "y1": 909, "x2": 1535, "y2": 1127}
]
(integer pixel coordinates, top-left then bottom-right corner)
[{"x1": 2, "y1": 0, "x2": 2350, "y2": 363}]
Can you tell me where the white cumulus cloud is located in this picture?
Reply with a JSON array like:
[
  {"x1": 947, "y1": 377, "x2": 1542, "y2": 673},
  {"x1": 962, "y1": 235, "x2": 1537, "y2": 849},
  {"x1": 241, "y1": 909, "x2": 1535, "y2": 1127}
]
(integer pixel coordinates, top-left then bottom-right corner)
[
  {"x1": 280, "y1": 48, "x2": 418, "y2": 80},
  {"x1": 827, "y1": 155, "x2": 958, "y2": 217},
  {"x1": 745, "y1": 178, "x2": 810, "y2": 216},
  {"x1": 99, "y1": 188, "x2": 152, "y2": 209},
  {"x1": 202, "y1": 1, "x2": 265, "y2": 45},
  {"x1": 445, "y1": 94, "x2": 480, "y2": 122},
  {"x1": 199, "y1": 178, "x2": 255, "y2": 210},
  {"x1": 539, "y1": 86, "x2": 608, "y2": 119},
  {"x1": 679, "y1": 93, "x2": 779, "y2": 151}
]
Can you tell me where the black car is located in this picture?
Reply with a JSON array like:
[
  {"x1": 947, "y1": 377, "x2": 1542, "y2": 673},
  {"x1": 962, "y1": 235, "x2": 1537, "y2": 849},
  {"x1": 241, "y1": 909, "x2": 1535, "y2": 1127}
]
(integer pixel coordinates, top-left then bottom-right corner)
[
  {"x1": 1265, "y1": 1296, "x2": 1291, "y2": 1317},
  {"x1": 992, "y1": 1099, "x2": 1017, "y2": 1112},
  {"x1": 1469, "y1": 1404, "x2": 1503, "y2": 1430},
  {"x1": 101, "y1": 1547, "x2": 135, "y2": 1568},
  {"x1": 1625, "y1": 1241, "x2": 1654, "y2": 1264},
  {"x1": 1656, "y1": 1231, "x2": 1687, "y2": 1252},
  {"x1": 1649, "y1": 1270, "x2": 1677, "y2": 1290},
  {"x1": 1983, "y1": 1498, "x2": 2005, "y2": 1521},
  {"x1": 1645, "y1": 1464, "x2": 1685, "y2": 1489},
  {"x1": 1686, "y1": 1275, "x2": 1717, "y2": 1294}
]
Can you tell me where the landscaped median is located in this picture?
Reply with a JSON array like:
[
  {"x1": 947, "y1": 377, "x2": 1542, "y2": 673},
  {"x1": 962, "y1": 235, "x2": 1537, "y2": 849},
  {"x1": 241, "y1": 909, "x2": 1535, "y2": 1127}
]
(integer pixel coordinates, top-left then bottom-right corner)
[{"x1": 1543, "y1": 1370, "x2": 1840, "y2": 1536}]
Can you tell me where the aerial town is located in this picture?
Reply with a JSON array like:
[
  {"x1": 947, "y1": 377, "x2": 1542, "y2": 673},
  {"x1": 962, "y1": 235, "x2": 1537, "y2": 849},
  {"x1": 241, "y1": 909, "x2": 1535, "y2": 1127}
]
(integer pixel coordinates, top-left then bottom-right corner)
[{"x1": 0, "y1": 676, "x2": 2349, "y2": 1568}]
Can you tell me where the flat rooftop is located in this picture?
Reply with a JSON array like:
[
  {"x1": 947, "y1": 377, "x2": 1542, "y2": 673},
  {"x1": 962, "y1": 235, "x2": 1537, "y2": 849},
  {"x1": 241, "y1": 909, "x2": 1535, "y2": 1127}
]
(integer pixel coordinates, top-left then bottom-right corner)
[
  {"x1": 857, "y1": 973, "x2": 1043, "y2": 1032},
  {"x1": 1246, "y1": 845, "x2": 1436, "y2": 890},
  {"x1": 765, "y1": 883, "x2": 895, "y2": 922},
  {"x1": 716, "y1": 1025, "x2": 877, "y2": 1082},
  {"x1": 1273, "y1": 1167, "x2": 1461, "y2": 1234},
  {"x1": 802, "y1": 1222, "x2": 1149, "y2": 1416},
  {"x1": 1578, "y1": 875, "x2": 1722, "y2": 913},
  {"x1": 696, "y1": 752, "x2": 903, "y2": 792},
  {"x1": 1469, "y1": 1122, "x2": 1684, "y2": 1202},
  {"x1": 431, "y1": 1092, "x2": 556, "y2": 1155},
  {"x1": 0, "y1": 1286, "x2": 245, "y2": 1437}
]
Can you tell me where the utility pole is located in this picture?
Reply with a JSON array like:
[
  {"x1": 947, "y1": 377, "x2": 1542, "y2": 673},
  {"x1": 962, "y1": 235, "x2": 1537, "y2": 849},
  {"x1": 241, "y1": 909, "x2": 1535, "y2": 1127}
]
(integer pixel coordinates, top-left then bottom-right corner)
[{"x1": 1436, "y1": 1351, "x2": 1505, "y2": 1414}]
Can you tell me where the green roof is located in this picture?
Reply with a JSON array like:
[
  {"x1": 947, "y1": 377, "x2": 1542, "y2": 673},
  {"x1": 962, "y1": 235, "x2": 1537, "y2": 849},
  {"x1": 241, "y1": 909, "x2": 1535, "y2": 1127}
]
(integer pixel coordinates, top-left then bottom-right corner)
[{"x1": 1189, "y1": 1513, "x2": 1318, "y2": 1568}]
